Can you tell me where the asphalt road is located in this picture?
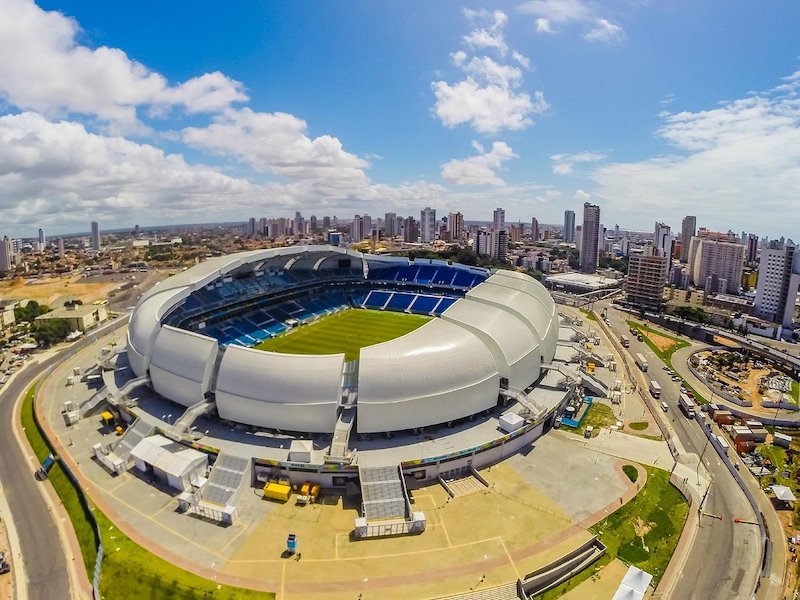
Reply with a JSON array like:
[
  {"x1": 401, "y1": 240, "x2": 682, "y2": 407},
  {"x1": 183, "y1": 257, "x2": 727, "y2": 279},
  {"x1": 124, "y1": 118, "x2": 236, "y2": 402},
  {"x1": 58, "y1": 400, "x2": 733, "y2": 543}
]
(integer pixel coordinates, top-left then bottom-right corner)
[
  {"x1": 0, "y1": 351, "x2": 72, "y2": 600},
  {"x1": 596, "y1": 302, "x2": 763, "y2": 600},
  {"x1": 0, "y1": 317, "x2": 129, "y2": 600}
]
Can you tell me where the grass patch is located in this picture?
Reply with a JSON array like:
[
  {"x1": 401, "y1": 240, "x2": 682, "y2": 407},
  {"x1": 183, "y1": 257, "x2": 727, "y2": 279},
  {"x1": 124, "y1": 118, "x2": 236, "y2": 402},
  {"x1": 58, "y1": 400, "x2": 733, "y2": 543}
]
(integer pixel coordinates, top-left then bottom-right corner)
[
  {"x1": 580, "y1": 308, "x2": 598, "y2": 321},
  {"x1": 566, "y1": 402, "x2": 616, "y2": 437},
  {"x1": 622, "y1": 465, "x2": 639, "y2": 483},
  {"x1": 591, "y1": 466, "x2": 689, "y2": 584},
  {"x1": 255, "y1": 308, "x2": 430, "y2": 361},
  {"x1": 628, "y1": 421, "x2": 649, "y2": 431},
  {"x1": 21, "y1": 385, "x2": 273, "y2": 600},
  {"x1": 793, "y1": 379, "x2": 799, "y2": 403}
]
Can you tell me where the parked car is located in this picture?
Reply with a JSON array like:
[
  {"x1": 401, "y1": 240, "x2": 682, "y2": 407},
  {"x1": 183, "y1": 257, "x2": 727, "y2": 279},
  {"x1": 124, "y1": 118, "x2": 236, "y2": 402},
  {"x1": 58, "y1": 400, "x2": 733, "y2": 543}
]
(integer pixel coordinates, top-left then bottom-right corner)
[{"x1": 0, "y1": 561, "x2": 10, "y2": 575}]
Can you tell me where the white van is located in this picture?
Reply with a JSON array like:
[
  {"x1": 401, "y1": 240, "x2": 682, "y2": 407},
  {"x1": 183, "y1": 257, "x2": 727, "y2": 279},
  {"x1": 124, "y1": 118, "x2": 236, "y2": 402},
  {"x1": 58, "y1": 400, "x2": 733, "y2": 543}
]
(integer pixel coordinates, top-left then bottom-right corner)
[{"x1": 661, "y1": 401, "x2": 668, "y2": 412}]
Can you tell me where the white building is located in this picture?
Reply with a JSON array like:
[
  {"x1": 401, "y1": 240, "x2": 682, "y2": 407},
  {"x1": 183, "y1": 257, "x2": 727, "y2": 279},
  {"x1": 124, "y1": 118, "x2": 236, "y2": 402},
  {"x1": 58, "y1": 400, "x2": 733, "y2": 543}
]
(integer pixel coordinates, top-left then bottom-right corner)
[
  {"x1": 688, "y1": 238, "x2": 744, "y2": 295},
  {"x1": 420, "y1": 207, "x2": 436, "y2": 243},
  {"x1": 754, "y1": 246, "x2": 800, "y2": 328},
  {"x1": 0, "y1": 236, "x2": 13, "y2": 272}
]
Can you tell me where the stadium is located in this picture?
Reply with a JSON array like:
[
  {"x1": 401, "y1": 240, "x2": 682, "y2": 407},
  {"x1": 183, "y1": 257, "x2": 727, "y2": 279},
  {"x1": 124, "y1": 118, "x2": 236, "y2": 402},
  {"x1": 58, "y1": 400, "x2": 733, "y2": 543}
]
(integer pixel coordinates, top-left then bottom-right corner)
[{"x1": 94, "y1": 245, "x2": 599, "y2": 532}]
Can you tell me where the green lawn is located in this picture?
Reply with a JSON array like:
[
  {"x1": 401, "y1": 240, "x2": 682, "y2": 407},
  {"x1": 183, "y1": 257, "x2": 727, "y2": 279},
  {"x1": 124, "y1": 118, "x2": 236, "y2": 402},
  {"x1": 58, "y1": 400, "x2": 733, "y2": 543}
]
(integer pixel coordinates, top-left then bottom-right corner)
[
  {"x1": 580, "y1": 308, "x2": 598, "y2": 321},
  {"x1": 21, "y1": 385, "x2": 273, "y2": 600},
  {"x1": 566, "y1": 402, "x2": 616, "y2": 438},
  {"x1": 628, "y1": 421, "x2": 649, "y2": 431},
  {"x1": 254, "y1": 308, "x2": 431, "y2": 361},
  {"x1": 591, "y1": 466, "x2": 689, "y2": 584},
  {"x1": 622, "y1": 464, "x2": 639, "y2": 483}
]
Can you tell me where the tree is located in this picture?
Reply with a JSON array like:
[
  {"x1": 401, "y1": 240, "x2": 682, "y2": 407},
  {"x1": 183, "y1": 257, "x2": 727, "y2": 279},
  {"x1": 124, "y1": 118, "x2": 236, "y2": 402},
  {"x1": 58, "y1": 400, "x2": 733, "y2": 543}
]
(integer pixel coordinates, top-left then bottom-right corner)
[
  {"x1": 14, "y1": 301, "x2": 50, "y2": 323},
  {"x1": 30, "y1": 319, "x2": 71, "y2": 346}
]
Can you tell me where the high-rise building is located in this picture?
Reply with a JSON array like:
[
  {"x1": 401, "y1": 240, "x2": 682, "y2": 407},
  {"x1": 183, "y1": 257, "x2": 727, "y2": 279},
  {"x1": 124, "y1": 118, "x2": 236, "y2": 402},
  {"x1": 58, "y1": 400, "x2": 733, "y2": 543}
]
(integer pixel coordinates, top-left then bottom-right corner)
[
  {"x1": 134, "y1": 224, "x2": 141, "y2": 237},
  {"x1": 688, "y1": 238, "x2": 745, "y2": 294},
  {"x1": 653, "y1": 222, "x2": 672, "y2": 257},
  {"x1": 293, "y1": 212, "x2": 303, "y2": 237},
  {"x1": 403, "y1": 216, "x2": 419, "y2": 243},
  {"x1": 420, "y1": 207, "x2": 436, "y2": 243},
  {"x1": 58, "y1": 237, "x2": 65, "y2": 259},
  {"x1": 492, "y1": 207, "x2": 505, "y2": 232},
  {"x1": 91, "y1": 221, "x2": 100, "y2": 251},
  {"x1": 626, "y1": 253, "x2": 668, "y2": 309},
  {"x1": 322, "y1": 216, "x2": 332, "y2": 230},
  {"x1": 680, "y1": 216, "x2": 696, "y2": 262},
  {"x1": 352, "y1": 215, "x2": 366, "y2": 242},
  {"x1": 754, "y1": 246, "x2": 800, "y2": 328},
  {"x1": 384, "y1": 212, "x2": 398, "y2": 238},
  {"x1": 531, "y1": 217, "x2": 539, "y2": 242},
  {"x1": 563, "y1": 210, "x2": 575, "y2": 243},
  {"x1": 38, "y1": 228, "x2": 45, "y2": 246},
  {"x1": 362, "y1": 215, "x2": 373, "y2": 238},
  {"x1": 309, "y1": 215, "x2": 318, "y2": 232},
  {"x1": 475, "y1": 229, "x2": 507, "y2": 261},
  {"x1": 746, "y1": 234, "x2": 759, "y2": 265},
  {"x1": 579, "y1": 202, "x2": 600, "y2": 273},
  {"x1": 0, "y1": 237, "x2": 13, "y2": 272},
  {"x1": 447, "y1": 212, "x2": 464, "y2": 240},
  {"x1": 247, "y1": 217, "x2": 257, "y2": 237}
]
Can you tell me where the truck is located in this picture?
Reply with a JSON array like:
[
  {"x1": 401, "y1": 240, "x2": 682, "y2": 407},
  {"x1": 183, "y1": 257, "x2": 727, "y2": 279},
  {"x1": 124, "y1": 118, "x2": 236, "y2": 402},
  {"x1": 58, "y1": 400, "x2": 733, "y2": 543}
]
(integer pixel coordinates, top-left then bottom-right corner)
[
  {"x1": 649, "y1": 380, "x2": 662, "y2": 399},
  {"x1": 678, "y1": 393, "x2": 696, "y2": 418},
  {"x1": 635, "y1": 353, "x2": 648, "y2": 372},
  {"x1": 620, "y1": 334, "x2": 630, "y2": 348}
]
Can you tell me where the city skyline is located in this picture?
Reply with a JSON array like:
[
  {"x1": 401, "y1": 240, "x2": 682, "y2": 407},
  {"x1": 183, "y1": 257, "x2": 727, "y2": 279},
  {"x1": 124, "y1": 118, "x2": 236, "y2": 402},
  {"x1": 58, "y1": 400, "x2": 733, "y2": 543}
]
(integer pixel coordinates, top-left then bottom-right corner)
[{"x1": 1, "y1": 1, "x2": 799, "y2": 238}]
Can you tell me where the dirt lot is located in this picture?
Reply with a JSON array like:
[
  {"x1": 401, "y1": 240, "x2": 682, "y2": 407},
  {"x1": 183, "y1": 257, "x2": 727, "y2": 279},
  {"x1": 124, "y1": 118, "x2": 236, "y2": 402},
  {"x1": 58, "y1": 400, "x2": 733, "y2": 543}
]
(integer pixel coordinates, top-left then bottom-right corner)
[
  {"x1": 644, "y1": 330, "x2": 676, "y2": 354},
  {"x1": 0, "y1": 275, "x2": 116, "y2": 305}
]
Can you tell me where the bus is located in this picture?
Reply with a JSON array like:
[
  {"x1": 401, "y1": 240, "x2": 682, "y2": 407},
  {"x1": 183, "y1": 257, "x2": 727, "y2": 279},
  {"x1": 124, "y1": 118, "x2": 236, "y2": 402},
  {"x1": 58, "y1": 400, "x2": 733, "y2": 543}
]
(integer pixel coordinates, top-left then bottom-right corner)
[
  {"x1": 635, "y1": 353, "x2": 648, "y2": 372},
  {"x1": 649, "y1": 380, "x2": 661, "y2": 398},
  {"x1": 678, "y1": 393, "x2": 696, "y2": 418},
  {"x1": 620, "y1": 334, "x2": 630, "y2": 348}
]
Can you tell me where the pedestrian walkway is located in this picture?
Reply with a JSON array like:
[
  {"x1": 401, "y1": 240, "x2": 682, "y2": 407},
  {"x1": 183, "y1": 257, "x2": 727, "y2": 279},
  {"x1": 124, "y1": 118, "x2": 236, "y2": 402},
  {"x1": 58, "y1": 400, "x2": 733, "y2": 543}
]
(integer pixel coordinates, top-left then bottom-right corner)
[{"x1": 554, "y1": 428, "x2": 673, "y2": 469}]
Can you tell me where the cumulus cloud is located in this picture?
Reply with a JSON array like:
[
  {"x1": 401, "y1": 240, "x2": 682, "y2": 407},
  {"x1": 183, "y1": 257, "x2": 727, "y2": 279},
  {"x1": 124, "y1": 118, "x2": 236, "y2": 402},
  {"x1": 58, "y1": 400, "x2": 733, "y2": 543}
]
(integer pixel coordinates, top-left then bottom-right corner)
[
  {"x1": 462, "y1": 9, "x2": 509, "y2": 56},
  {"x1": 590, "y1": 74, "x2": 800, "y2": 232},
  {"x1": 441, "y1": 141, "x2": 518, "y2": 186},
  {"x1": 0, "y1": 0, "x2": 246, "y2": 131},
  {"x1": 182, "y1": 108, "x2": 369, "y2": 184},
  {"x1": 518, "y1": 0, "x2": 625, "y2": 43},
  {"x1": 0, "y1": 112, "x2": 265, "y2": 229},
  {"x1": 0, "y1": 111, "x2": 451, "y2": 231},
  {"x1": 574, "y1": 189, "x2": 591, "y2": 201},
  {"x1": 433, "y1": 10, "x2": 547, "y2": 134},
  {"x1": 550, "y1": 151, "x2": 607, "y2": 175}
]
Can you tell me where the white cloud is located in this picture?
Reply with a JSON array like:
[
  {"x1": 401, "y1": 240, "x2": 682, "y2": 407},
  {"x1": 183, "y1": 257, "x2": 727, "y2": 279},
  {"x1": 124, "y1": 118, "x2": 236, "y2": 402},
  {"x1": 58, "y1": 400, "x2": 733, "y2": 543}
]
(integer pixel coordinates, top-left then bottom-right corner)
[
  {"x1": 0, "y1": 112, "x2": 265, "y2": 229},
  {"x1": 433, "y1": 80, "x2": 546, "y2": 134},
  {"x1": 182, "y1": 108, "x2": 369, "y2": 184},
  {"x1": 441, "y1": 141, "x2": 518, "y2": 186},
  {"x1": 0, "y1": 0, "x2": 246, "y2": 131},
  {"x1": 583, "y1": 18, "x2": 625, "y2": 43},
  {"x1": 512, "y1": 51, "x2": 532, "y2": 69},
  {"x1": 590, "y1": 74, "x2": 800, "y2": 232},
  {"x1": 433, "y1": 11, "x2": 547, "y2": 134},
  {"x1": 574, "y1": 189, "x2": 591, "y2": 201},
  {"x1": 462, "y1": 9, "x2": 509, "y2": 56},
  {"x1": 550, "y1": 151, "x2": 607, "y2": 175},
  {"x1": 519, "y1": 0, "x2": 625, "y2": 43}
]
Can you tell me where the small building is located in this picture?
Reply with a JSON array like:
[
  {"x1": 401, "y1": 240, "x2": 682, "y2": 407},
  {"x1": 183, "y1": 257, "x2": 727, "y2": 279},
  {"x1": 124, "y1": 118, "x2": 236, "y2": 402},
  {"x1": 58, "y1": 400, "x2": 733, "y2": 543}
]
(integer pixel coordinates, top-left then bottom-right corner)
[
  {"x1": 35, "y1": 303, "x2": 108, "y2": 332},
  {"x1": 130, "y1": 435, "x2": 208, "y2": 492},
  {"x1": 774, "y1": 432, "x2": 792, "y2": 448},
  {"x1": 770, "y1": 484, "x2": 797, "y2": 510}
]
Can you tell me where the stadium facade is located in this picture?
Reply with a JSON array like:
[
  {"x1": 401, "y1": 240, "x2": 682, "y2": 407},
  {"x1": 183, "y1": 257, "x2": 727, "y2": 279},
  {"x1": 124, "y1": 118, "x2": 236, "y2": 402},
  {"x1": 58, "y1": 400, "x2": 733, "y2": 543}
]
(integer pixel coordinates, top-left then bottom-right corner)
[{"x1": 127, "y1": 246, "x2": 560, "y2": 438}]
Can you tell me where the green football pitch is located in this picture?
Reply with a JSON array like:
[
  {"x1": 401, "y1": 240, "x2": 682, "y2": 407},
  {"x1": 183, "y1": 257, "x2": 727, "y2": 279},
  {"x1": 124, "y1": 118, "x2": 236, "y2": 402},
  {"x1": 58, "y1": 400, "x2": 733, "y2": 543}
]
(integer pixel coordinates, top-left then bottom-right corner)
[{"x1": 253, "y1": 309, "x2": 431, "y2": 361}]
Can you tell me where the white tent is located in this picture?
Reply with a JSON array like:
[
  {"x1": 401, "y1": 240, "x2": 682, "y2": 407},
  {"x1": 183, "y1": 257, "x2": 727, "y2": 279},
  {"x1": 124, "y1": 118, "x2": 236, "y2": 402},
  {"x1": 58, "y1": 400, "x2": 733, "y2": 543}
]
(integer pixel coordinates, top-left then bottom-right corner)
[
  {"x1": 612, "y1": 566, "x2": 653, "y2": 600},
  {"x1": 131, "y1": 435, "x2": 208, "y2": 492}
]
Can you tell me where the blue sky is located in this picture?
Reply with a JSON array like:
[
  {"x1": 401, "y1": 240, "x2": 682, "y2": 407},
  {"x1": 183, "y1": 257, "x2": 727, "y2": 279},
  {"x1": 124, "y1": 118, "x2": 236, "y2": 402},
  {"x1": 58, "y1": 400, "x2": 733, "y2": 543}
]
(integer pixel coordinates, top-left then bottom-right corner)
[{"x1": 1, "y1": 0, "x2": 800, "y2": 238}]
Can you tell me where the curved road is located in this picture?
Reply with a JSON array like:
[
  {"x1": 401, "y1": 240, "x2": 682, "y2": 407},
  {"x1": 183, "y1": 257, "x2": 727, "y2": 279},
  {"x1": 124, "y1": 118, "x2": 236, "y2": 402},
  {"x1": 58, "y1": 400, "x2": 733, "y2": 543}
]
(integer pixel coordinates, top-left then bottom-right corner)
[
  {"x1": 0, "y1": 317, "x2": 128, "y2": 600},
  {"x1": 594, "y1": 302, "x2": 764, "y2": 600}
]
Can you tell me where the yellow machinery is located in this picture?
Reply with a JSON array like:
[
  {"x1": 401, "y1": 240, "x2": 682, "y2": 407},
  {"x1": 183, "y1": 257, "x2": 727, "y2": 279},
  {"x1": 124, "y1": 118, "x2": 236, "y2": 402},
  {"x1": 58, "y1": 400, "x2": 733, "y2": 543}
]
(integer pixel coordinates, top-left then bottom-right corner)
[
  {"x1": 297, "y1": 482, "x2": 321, "y2": 505},
  {"x1": 587, "y1": 361, "x2": 596, "y2": 375},
  {"x1": 263, "y1": 480, "x2": 291, "y2": 502},
  {"x1": 100, "y1": 411, "x2": 115, "y2": 427}
]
